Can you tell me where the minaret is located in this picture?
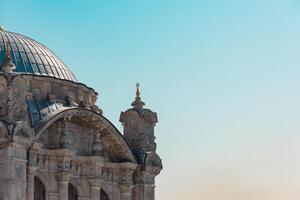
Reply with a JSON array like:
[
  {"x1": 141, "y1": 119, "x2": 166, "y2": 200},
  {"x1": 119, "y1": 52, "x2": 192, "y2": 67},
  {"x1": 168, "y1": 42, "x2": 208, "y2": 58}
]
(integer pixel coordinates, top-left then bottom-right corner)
[
  {"x1": 120, "y1": 83, "x2": 162, "y2": 200},
  {"x1": 120, "y1": 83, "x2": 158, "y2": 156}
]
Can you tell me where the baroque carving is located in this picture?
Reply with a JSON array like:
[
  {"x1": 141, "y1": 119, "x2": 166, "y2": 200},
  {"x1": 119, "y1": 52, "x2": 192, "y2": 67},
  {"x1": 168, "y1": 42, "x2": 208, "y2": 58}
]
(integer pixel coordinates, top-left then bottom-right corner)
[
  {"x1": 7, "y1": 76, "x2": 28, "y2": 122},
  {"x1": 92, "y1": 131, "x2": 104, "y2": 156},
  {"x1": 102, "y1": 168, "x2": 113, "y2": 182},
  {"x1": 60, "y1": 124, "x2": 74, "y2": 148}
]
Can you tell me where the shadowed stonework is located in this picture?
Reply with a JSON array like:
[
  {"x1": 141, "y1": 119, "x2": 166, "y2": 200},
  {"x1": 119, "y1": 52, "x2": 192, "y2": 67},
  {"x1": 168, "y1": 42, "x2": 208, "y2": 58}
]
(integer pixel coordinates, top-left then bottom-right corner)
[{"x1": 0, "y1": 27, "x2": 162, "y2": 200}]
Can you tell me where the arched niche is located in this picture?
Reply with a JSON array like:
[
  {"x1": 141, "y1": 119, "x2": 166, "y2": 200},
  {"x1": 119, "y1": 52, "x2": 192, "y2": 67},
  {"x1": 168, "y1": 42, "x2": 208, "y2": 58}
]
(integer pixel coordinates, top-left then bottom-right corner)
[
  {"x1": 100, "y1": 189, "x2": 109, "y2": 200},
  {"x1": 120, "y1": 109, "x2": 142, "y2": 134},
  {"x1": 34, "y1": 176, "x2": 45, "y2": 200},
  {"x1": 34, "y1": 108, "x2": 137, "y2": 163},
  {"x1": 68, "y1": 183, "x2": 78, "y2": 200}
]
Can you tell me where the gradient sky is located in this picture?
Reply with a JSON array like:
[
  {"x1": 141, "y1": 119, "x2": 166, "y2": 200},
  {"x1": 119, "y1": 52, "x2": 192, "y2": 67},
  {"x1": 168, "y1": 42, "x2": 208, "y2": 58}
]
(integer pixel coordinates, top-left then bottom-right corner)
[{"x1": 1, "y1": 0, "x2": 300, "y2": 199}]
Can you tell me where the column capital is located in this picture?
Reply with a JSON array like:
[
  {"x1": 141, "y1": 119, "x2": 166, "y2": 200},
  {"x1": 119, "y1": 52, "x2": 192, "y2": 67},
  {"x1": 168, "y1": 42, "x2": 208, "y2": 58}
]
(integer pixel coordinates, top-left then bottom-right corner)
[
  {"x1": 27, "y1": 165, "x2": 38, "y2": 174},
  {"x1": 56, "y1": 171, "x2": 70, "y2": 182},
  {"x1": 120, "y1": 184, "x2": 134, "y2": 194},
  {"x1": 88, "y1": 177, "x2": 101, "y2": 188}
]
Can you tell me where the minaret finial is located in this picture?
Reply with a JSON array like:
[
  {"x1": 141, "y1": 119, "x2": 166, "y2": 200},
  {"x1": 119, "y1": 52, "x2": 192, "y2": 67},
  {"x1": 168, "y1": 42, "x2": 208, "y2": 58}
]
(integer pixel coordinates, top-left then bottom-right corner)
[
  {"x1": 5, "y1": 44, "x2": 11, "y2": 60},
  {"x1": 1, "y1": 43, "x2": 16, "y2": 73},
  {"x1": 131, "y1": 82, "x2": 145, "y2": 109},
  {"x1": 136, "y1": 82, "x2": 140, "y2": 98}
]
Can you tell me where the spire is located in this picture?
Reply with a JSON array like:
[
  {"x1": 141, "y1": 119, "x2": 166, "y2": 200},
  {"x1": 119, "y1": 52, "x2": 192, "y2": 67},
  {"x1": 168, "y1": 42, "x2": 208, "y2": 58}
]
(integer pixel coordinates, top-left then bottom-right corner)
[
  {"x1": 1, "y1": 43, "x2": 16, "y2": 73},
  {"x1": 131, "y1": 82, "x2": 145, "y2": 109},
  {"x1": 136, "y1": 82, "x2": 140, "y2": 98}
]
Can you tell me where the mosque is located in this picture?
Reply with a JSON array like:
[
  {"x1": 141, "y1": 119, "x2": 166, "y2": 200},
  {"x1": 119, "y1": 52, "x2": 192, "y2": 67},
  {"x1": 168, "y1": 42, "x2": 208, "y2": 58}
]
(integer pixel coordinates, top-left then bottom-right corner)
[{"x1": 0, "y1": 26, "x2": 162, "y2": 200}]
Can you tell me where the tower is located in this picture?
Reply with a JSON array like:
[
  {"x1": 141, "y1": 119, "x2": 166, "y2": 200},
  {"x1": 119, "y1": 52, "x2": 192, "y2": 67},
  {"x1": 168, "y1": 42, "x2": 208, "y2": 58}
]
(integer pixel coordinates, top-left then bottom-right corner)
[{"x1": 120, "y1": 83, "x2": 162, "y2": 200}]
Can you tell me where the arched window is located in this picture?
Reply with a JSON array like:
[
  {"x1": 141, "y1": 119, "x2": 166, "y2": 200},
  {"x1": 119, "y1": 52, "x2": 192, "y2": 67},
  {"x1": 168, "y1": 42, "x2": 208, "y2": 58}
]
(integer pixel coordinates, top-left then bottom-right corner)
[
  {"x1": 34, "y1": 177, "x2": 45, "y2": 200},
  {"x1": 100, "y1": 189, "x2": 109, "y2": 200},
  {"x1": 68, "y1": 183, "x2": 78, "y2": 200}
]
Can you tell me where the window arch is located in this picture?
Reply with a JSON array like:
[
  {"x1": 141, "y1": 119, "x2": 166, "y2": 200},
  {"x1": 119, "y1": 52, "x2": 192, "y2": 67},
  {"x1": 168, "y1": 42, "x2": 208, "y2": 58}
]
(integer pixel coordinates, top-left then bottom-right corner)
[
  {"x1": 100, "y1": 189, "x2": 109, "y2": 200},
  {"x1": 34, "y1": 177, "x2": 45, "y2": 200},
  {"x1": 68, "y1": 183, "x2": 78, "y2": 200}
]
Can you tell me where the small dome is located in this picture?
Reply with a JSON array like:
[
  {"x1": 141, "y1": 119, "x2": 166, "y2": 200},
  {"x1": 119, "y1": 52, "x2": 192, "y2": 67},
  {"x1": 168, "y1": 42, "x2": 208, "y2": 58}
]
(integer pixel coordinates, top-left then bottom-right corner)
[{"x1": 0, "y1": 31, "x2": 77, "y2": 82}]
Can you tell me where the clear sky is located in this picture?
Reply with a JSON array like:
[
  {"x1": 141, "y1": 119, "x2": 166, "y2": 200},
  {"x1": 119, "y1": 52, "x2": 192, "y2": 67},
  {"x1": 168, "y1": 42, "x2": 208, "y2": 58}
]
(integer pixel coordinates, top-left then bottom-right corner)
[{"x1": 2, "y1": 0, "x2": 300, "y2": 199}]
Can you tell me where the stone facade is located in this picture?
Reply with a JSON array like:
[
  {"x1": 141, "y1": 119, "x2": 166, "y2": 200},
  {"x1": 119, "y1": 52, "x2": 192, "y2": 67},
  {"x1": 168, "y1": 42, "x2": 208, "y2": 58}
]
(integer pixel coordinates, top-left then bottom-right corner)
[{"x1": 0, "y1": 29, "x2": 162, "y2": 200}]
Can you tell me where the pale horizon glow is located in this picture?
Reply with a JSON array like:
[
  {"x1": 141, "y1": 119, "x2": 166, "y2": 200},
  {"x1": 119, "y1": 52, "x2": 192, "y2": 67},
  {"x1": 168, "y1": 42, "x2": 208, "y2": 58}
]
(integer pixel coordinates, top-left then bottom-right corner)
[{"x1": 1, "y1": 0, "x2": 300, "y2": 199}]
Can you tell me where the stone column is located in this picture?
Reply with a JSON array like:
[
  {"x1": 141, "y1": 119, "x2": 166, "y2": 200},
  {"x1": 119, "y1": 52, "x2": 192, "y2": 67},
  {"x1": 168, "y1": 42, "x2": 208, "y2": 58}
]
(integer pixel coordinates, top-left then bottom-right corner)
[
  {"x1": 145, "y1": 185, "x2": 155, "y2": 200},
  {"x1": 56, "y1": 171, "x2": 70, "y2": 200},
  {"x1": 3, "y1": 157, "x2": 14, "y2": 200},
  {"x1": 48, "y1": 192, "x2": 60, "y2": 200},
  {"x1": 88, "y1": 177, "x2": 101, "y2": 200},
  {"x1": 120, "y1": 185, "x2": 133, "y2": 200},
  {"x1": 26, "y1": 167, "x2": 35, "y2": 200},
  {"x1": 3, "y1": 144, "x2": 28, "y2": 200}
]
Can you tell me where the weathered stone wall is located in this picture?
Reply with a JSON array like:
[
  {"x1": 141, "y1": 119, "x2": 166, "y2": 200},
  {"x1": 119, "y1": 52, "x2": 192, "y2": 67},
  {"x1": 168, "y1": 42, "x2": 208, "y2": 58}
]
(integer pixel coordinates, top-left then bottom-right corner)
[
  {"x1": 0, "y1": 70, "x2": 161, "y2": 200},
  {"x1": 0, "y1": 150, "x2": 3, "y2": 200}
]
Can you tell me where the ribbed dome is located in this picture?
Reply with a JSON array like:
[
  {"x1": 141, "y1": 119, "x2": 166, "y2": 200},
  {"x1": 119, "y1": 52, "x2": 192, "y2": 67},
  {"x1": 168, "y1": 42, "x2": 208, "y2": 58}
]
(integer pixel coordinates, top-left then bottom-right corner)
[{"x1": 0, "y1": 30, "x2": 78, "y2": 82}]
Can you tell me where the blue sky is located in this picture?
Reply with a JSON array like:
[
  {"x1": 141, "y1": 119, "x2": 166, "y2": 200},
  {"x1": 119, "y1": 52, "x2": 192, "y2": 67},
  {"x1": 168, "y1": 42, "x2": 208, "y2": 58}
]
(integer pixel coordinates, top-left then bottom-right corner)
[{"x1": 2, "y1": 0, "x2": 300, "y2": 199}]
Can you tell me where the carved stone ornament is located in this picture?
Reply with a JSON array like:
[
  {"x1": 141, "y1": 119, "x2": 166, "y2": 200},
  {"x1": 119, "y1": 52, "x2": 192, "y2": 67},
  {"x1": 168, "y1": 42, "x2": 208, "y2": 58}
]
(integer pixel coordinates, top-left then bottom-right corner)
[
  {"x1": 60, "y1": 124, "x2": 74, "y2": 148},
  {"x1": 56, "y1": 171, "x2": 71, "y2": 182},
  {"x1": 92, "y1": 132, "x2": 103, "y2": 156},
  {"x1": 66, "y1": 93, "x2": 78, "y2": 106},
  {"x1": 1, "y1": 44, "x2": 16, "y2": 74},
  {"x1": 88, "y1": 177, "x2": 101, "y2": 188},
  {"x1": 91, "y1": 104, "x2": 103, "y2": 115}
]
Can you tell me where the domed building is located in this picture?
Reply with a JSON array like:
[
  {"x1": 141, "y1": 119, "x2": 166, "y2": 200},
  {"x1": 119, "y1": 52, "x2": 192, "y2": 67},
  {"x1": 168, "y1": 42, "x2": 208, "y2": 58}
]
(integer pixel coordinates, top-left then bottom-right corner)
[{"x1": 0, "y1": 27, "x2": 162, "y2": 200}]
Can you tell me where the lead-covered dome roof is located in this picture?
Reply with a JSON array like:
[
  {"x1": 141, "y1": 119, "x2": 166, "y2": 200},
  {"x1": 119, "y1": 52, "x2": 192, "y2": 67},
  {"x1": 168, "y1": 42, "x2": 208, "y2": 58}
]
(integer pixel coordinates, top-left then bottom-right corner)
[{"x1": 0, "y1": 30, "x2": 77, "y2": 82}]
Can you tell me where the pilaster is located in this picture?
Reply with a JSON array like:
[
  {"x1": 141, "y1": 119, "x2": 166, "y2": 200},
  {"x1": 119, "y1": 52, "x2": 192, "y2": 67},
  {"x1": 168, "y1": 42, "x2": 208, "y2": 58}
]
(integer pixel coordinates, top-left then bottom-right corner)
[
  {"x1": 120, "y1": 184, "x2": 134, "y2": 200},
  {"x1": 56, "y1": 171, "x2": 70, "y2": 200},
  {"x1": 2, "y1": 142, "x2": 29, "y2": 200},
  {"x1": 26, "y1": 166, "x2": 36, "y2": 200},
  {"x1": 88, "y1": 177, "x2": 101, "y2": 200}
]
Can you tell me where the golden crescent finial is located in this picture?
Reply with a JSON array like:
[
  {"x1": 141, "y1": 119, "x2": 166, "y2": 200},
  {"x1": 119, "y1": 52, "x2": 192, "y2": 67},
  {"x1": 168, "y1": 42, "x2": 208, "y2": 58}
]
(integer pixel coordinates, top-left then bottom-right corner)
[
  {"x1": 5, "y1": 43, "x2": 11, "y2": 59},
  {"x1": 136, "y1": 82, "x2": 140, "y2": 98}
]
